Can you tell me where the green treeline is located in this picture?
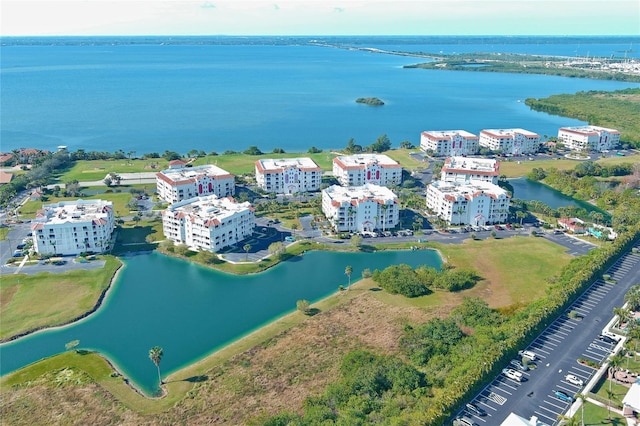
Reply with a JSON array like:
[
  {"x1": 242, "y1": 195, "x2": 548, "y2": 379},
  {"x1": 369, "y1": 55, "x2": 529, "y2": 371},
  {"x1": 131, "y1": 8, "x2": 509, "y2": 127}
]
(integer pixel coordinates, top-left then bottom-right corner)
[
  {"x1": 525, "y1": 88, "x2": 640, "y2": 148},
  {"x1": 404, "y1": 56, "x2": 640, "y2": 84}
]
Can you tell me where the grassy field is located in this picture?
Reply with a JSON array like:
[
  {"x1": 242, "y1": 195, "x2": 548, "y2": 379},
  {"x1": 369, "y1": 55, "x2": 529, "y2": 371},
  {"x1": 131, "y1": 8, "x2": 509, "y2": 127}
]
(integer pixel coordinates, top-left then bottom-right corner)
[
  {"x1": 0, "y1": 236, "x2": 571, "y2": 424},
  {"x1": 0, "y1": 256, "x2": 121, "y2": 341},
  {"x1": 57, "y1": 148, "x2": 429, "y2": 184},
  {"x1": 498, "y1": 153, "x2": 640, "y2": 178},
  {"x1": 60, "y1": 159, "x2": 169, "y2": 182}
]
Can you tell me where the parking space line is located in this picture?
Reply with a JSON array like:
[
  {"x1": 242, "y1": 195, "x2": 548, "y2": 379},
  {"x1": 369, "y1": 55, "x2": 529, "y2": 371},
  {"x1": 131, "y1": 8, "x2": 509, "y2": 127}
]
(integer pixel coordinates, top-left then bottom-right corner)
[
  {"x1": 489, "y1": 385, "x2": 513, "y2": 396},
  {"x1": 533, "y1": 410, "x2": 557, "y2": 425},
  {"x1": 544, "y1": 334, "x2": 565, "y2": 343},
  {"x1": 543, "y1": 398, "x2": 568, "y2": 411}
]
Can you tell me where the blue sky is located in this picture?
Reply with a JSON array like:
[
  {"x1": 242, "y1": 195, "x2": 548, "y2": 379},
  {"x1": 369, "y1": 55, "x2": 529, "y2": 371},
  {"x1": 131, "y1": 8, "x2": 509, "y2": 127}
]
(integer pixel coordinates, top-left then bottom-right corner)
[{"x1": 1, "y1": 0, "x2": 639, "y2": 36}]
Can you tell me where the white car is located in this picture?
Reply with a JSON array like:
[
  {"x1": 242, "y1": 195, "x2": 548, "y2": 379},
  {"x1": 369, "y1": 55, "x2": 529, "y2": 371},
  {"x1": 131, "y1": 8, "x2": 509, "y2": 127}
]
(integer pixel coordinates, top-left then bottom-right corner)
[
  {"x1": 518, "y1": 350, "x2": 537, "y2": 361},
  {"x1": 565, "y1": 374, "x2": 584, "y2": 387},
  {"x1": 502, "y1": 368, "x2": 523, "y2": 382},
  {"x1": 602, "y1": 331, "x2": 621, "y2": 342}
]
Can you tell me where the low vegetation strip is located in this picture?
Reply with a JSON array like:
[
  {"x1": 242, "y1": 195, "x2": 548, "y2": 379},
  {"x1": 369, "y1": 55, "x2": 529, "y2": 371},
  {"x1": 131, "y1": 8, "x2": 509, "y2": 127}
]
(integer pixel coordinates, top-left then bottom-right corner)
[
  {"x1": 0, "y1": 256, "x2": 121, "y2": 342},
  {"x1": 525, "y1": 88, "x2": 640, "y2": 148}
]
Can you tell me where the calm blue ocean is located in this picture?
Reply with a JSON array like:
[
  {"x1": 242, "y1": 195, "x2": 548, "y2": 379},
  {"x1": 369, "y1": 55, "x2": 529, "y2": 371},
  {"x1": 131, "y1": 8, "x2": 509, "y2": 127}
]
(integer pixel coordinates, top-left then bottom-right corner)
[{"x1": 1, "y1": 36, "x2": 639, "y2": 155}]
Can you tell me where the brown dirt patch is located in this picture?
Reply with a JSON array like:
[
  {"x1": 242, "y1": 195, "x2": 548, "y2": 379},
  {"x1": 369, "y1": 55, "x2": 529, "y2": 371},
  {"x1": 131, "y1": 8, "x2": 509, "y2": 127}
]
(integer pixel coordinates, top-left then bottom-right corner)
[{"x1": 1, "y1": 285, "x2": 18, "y2": 310}]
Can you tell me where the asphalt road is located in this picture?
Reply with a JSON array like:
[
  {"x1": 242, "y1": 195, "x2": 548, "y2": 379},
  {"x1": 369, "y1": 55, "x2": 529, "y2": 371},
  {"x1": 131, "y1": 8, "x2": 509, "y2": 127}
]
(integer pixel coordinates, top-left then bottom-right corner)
[{"x1": 457, "y1": 239, "x2": 640, "y2": 426}]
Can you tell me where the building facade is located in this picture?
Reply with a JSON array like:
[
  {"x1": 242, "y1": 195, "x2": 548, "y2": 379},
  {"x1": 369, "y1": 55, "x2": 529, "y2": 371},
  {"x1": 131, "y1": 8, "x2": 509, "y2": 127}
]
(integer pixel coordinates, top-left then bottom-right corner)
[
  {"x1": 440, "y1": 156, "x2": 500, "y2": 184},
  {"x1": 332, "y1": 154, "x2": 402, "y2": 187},
  {"x1": 322, "y1": 184, "x2": 399, "y2": 233},
  {"x1": 479, "y1": 128, "x2": 541, "y2": 155},
  {"x1": 420, "y1": 130, "x2": 480, "y2": 157},
  {"x1": 557, "y1": 125, "x2": 620, "y2": 152},
  {"x1": 156, "y1": 164, "x2": 235, "y2": 204},
  {"x1": 255, "y1": 158, "x2": 322, "y2": 194},
  {"x1": 162, "y1": 195, "x2": 255, "y2": 252},
  {"x1": 31, "y1": 199, "x2": 115, "y2": 255},
  {"x1": 426, "y1": 180, "x2": 510, "y2": 226}
]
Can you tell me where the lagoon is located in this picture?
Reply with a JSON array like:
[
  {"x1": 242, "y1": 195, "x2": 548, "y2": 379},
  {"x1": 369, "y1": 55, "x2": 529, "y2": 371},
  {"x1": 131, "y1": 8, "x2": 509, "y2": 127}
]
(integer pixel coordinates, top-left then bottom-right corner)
[
  {"x1": 509, "y1": 177, "x2": 604, "y2": 213},
  {"x1": 0, "y1": 249, "x2": 441, "y2": 395}
]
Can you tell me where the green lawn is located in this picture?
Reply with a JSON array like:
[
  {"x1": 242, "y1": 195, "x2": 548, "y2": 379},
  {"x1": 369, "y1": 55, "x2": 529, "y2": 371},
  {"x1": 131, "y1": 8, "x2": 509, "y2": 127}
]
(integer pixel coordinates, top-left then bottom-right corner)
[
  {"x1": 0, "y1": 256, "x2": 121, "y2": 341},
  {"x1": 591, "y1": 376, "x2": 629, "y2": 408},
  {"x1": 111, "y1": 218, "x2": 164, "y2": 255},
  {"x1": 57, "y1": 148, "x2": 430, "y2": 184},
  {"x1": 60, "y1": 159, "x2": 169, "y2": 182},
  {"x1": 430, "y1": 236, "x2": 571, "y2": 305},
  {"x1": 583, "y1": 400, "x2": 628, "y2": 425}
]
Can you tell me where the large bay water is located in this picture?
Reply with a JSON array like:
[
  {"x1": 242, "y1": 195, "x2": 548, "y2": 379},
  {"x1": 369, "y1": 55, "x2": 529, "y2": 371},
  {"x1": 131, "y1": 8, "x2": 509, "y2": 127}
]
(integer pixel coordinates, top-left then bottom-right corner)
[
  {"x1": 1, "y1": 36, "x2": 639, "y2": 154},
  {"x1": 0, "y1": 249, "x2": 441, "y2": 395}
]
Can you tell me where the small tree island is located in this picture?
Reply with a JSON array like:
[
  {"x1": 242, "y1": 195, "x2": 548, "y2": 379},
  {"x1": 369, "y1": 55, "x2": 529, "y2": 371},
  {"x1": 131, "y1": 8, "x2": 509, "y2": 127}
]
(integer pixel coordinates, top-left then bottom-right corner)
[{"x1": 356, "y1": 97, "x2": 385, "y2": 106}]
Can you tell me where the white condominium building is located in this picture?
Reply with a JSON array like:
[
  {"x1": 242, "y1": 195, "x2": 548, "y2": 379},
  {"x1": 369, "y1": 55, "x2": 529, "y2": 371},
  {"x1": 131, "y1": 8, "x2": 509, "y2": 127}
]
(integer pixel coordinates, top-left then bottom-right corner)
[
  {"x1": 332, "y1": 154, "x2": 402, "y2": 187},
  {"x1": 162, "y1": 195, "x2": 255, "y2": 252},
  {"x1": 426, "y1": 180, "x2": 510, "y2": 226},
  {"x1": 441, "y1": 156, "x2": 500, "y2": 184},
  {"x1": 557, "y1": 125, "x2": 620, "y2": 152},
  {"x1": 420, "y1": 130, "x2": 480, "y2": 157},
  {"x1": 479, "y1": 128, "x2": 541, "y2": 155},
  {"x1": 156, "y1": 164, "x2": 235, "y2": 204},
  {"x1": 255, "y1": 157, "x2": 322, "y2": 194},
  {"x1": 31, "y1": 199, "x2": 115, "y2": 255},
  {"x1": 322, "y1": 183, "x2": 399, "y2": 233}
]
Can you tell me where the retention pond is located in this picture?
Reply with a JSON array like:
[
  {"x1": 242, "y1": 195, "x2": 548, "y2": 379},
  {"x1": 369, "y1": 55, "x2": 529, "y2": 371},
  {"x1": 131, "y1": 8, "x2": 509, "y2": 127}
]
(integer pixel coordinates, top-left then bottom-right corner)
[{"x1": 0, "y1": 249, "x2": 441, "y2": 394}]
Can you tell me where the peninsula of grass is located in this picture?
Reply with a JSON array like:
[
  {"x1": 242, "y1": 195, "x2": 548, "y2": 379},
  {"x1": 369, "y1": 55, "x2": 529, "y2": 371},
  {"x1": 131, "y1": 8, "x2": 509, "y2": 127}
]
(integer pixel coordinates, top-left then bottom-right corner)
[
  {"x1": 0, "y1": 256, "x2": 121, "y2": 342},
  {"x1": 0, "y1": 236, "x2": 571, "y2": 423}
]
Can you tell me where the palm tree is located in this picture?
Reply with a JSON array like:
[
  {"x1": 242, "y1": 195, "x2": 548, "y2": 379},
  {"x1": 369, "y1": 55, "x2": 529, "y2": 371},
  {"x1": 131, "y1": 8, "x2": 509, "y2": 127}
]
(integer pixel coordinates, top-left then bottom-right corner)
[
  {"x1": 243, "y1": 244, "x2": 251, "y2": 260},
  {"x1": 624, "y1": 284, "x2": 640, "y2": 311},
  {"x1": 607, "y1": 354, "x2": 624, "y2": 419},
  {"x1": 380, "y1": 204, "x2": 389, "y2": 232},
  {"x1": 149, "y1": 346, "x2": 164, "y2": 385},
  {"x1": 345, "y1": 265, "x2": 353, "y2": 290}
]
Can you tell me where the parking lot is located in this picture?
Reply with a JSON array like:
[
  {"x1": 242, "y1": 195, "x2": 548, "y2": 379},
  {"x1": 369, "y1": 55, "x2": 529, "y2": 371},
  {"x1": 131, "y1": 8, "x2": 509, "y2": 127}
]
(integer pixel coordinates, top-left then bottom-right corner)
[{"x1": 456, "y1": 239, "x2": 640, "y2": 425}]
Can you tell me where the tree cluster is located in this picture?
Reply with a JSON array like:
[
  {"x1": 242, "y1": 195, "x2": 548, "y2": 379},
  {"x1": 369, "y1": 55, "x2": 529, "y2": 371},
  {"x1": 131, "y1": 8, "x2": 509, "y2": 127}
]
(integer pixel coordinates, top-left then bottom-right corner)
[
  {"x1": 343, "y1": 134, "x2": 392, "y2": 154},
  {"x1": 371, "y1": 264, "x2": 481, "y2": 297}
]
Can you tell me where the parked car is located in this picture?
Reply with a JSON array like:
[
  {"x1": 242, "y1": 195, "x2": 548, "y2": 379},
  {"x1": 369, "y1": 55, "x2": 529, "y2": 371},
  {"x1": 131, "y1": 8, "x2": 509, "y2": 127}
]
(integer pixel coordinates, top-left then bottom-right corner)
[
  {"x1": 12, "y1": 250, "x2": 23, "y2": 257},
  {"x1": 598, "y1": 334, "x2": 617, "y2": 345},
  {"x1": 602, "y1": 331, "x2": 621, "y2": 342},
  {"x1": 565, "y1": 374, "x2": 584, "y2": 387},
  {"x1": 554, "y1": 390, "x2": 574, "y2": 403},
  {"x1": 465, "y1": 402, "x2": 486, "y2": 417},
  {"x1": 509, "y1": 359, "x2": 529, "y2": 372},
  {"x1": 16, "y1": 243, "x2": 26, "y2": 249},
  {"x1": 502, "y1": 368, "x2": 523, "y2": 382},
  {"x1": 453, "y1": 416, "x2": 478, "y2": 426},
  {"x1": 518, "y1": 350, "x2": 537, "y2": 361}
]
